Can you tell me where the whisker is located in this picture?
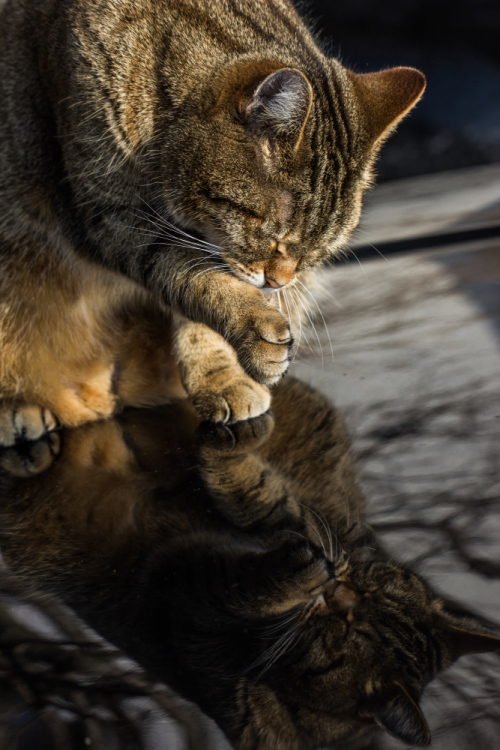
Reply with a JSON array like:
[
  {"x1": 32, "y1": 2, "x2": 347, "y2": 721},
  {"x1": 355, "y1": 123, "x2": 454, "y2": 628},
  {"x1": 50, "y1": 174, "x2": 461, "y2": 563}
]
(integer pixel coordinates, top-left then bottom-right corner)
[
  {"x1": 255, "y1": 630, "x2": 303, "y2": 680},
  {"x1": 129, "y1": 213, "x2": 223, "y2": 256},
  {"x1": 281, "y1": 286, "x2": 293, "y2": 326},
  {"x1": 293, "y1": 286, "x2": 323, "y2": 365},
  {"x1": 346, "y1": 247, "x2": 367, "y2": 277},
  {"x1": 285, "y1": 288, "x2": 303, "y2": 357},
  {"x1": 306, "y1": 506, "x2": 336, "y2": 562},
  {"x1": 290, "y1": 289, "x2": 314, "y2": 354},
  {"x1": 296, "y1": 280, "x2": 334, "y2": 362},
  {"x1": 277, "y1": 290, "x2": 283, "y2": 315},
  {"x1": 258, "y1": 613, "x2": 301, "y2": 637},
  {"x1": 187, "y1": 265, "x2": 224, "y2": 286},
  {"x1": 133, "y1": 202, "x2": 222, "y2": 253}
]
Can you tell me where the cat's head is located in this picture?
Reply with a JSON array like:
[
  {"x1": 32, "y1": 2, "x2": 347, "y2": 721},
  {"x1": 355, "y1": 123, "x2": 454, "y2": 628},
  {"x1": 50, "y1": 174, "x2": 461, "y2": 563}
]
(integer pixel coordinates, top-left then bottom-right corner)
[
  {"x1": 159, "y1": 525, "x2": 499, "y2": 749},
  {"x1": 160, "y1": 60, "x2": 425, "y2": 290}
]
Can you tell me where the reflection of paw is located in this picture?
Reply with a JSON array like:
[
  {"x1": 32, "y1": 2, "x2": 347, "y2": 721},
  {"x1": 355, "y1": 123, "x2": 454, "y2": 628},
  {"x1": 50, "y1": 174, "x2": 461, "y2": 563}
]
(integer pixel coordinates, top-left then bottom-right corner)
[
  {"x1": 199, "y1": 412, "x2": 275, "y2": 455},
  {"x1": 0, "y1": 403, "x2": 58, "y2": 447},
  {"x1": 192, "y1": 376, "x2": 271, "y2": 425},
  {"x1": 0, "y1": 432, "x2": 61, "y2": 477}
]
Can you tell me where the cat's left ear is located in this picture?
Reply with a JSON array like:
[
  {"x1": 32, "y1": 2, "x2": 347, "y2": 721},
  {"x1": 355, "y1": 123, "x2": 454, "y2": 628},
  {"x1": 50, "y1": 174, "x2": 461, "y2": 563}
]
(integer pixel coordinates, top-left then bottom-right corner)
[
  {"x1": 348, "y1": 67, "x2": 426, "y2": 147},
  {"x1": 442, "y1": 621, "x2": 500, "y2": 664},
  {"x1": 243, "y1": 68, "x2": 313, "y2": 151}
]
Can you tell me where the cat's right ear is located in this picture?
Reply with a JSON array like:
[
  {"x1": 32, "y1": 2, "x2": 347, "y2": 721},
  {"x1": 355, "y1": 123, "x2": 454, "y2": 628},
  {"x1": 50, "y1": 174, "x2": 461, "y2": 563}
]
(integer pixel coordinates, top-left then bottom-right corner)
[
  {"x1": 364, "y1": 683, "x2": 431, "y2": 747},
  {"x1": 243, "y1": 68, "x2": 313, "y2": 153},
  {"x1": 348, "y1": 66, "x2": 426, "y2": 147}
]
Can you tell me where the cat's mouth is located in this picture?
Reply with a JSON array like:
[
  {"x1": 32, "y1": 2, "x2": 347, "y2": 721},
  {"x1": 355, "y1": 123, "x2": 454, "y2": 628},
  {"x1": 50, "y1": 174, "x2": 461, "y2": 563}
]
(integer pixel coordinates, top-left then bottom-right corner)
[
  {"x1": 228, "y1": 263, "x2": 295, "y2": 293},
  {"x1": 302, "y1": 579, "x2": 360, "y2": 621}
]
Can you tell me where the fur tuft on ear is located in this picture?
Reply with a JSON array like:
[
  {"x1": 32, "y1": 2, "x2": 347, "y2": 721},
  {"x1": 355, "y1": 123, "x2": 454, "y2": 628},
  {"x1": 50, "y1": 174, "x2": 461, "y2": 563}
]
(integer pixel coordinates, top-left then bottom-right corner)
[
  {"x1": 365, "y1": 683, "x2": 430, "y2": 747},
  {"x1": 244, "y1": 68, "x2": 313, "y2": 149},
  {"x1": 348, "y1": 66, "x2": 426, "y2": 146}
]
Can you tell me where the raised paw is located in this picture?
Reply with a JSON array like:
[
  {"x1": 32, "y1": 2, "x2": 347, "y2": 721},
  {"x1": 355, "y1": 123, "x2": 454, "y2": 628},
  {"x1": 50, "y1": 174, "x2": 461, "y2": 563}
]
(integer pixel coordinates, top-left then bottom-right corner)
[
  {"x1": 0, "y1": 431, "x2": 61, "y2": 477},
  {"x1": 192, "y1": 375, "x2": 271, "y2": 425},
  {"x1": 233, "y1": 305, "x2": 293, "y2": 385},
  {"x1": 0, "y1": 402, "x2": 59, "y2": 447}
]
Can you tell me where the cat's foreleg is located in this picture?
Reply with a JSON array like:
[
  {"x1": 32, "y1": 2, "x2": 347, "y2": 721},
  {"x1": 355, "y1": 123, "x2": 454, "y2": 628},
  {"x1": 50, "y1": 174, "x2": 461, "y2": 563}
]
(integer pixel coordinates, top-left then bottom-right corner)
[
  {"x1": 198, "y1": 416, "x2": 303, "y2": 530},
  {"x1": 137, "y1": 247, "x2": 294, "y2": 386},
  {"x1": 173, "y1": 315, "x2": 271, "y2": 423}
]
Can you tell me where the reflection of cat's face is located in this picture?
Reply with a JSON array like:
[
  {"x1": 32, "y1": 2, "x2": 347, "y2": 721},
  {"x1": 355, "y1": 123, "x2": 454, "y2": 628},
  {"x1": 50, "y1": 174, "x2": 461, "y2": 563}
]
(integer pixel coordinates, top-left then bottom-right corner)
[
  {"x1": 157, "y1": 528, "x2": 497, "y2": 749},
  {"x1": 242, "y1": 547, "x2": 437, "y2": 746}
]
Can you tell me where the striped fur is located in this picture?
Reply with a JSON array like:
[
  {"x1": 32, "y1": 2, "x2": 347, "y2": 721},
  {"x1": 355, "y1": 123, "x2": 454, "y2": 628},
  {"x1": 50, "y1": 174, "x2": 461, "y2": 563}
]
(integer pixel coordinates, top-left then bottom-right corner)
[{"x1": 0, "y1": 0, "x2": 425, "y2": 436}]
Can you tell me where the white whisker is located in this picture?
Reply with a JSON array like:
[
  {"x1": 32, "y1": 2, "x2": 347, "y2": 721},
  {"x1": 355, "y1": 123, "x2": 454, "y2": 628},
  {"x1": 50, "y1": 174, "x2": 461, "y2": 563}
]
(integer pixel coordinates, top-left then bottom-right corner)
[
  {"x1": 296, "y1": 280, "x2": 334, "y2": 362},
  {"x1": 294, "y1": 285, "x2": 323, "y2": 365}
]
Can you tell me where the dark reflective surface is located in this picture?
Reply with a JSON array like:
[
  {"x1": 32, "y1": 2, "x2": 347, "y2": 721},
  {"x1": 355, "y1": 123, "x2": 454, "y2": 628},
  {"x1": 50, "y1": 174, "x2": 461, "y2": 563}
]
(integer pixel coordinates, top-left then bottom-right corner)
[
  {"x1": 1, "y1": 168, "x2": 500, "y2": 749},
  {"x1": 0, "y1": 370, "x2": 499, "y2": 749}
]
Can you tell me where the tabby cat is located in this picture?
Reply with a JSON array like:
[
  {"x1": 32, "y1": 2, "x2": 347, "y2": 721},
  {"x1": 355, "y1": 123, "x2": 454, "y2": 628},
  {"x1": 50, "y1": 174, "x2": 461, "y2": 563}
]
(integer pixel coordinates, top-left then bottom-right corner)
[
  {"x1": 1, "y1": 378, "x2": 498, "y2": 749},
  {"x1": 0, "y1": 0, "x2": 425, "y2": 444}
]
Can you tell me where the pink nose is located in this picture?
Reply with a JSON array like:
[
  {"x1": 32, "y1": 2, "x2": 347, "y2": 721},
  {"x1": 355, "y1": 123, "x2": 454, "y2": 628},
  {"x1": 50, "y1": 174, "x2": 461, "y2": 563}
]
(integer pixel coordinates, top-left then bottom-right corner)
[{"x1": 264, "y1": 276, "x2": 283, "y2": 289}]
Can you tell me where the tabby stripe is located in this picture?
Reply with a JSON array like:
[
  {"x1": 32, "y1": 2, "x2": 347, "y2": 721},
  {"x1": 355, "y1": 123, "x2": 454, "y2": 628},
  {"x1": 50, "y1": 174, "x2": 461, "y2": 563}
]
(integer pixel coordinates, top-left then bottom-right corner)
[
  {"x1": 86, "y1": 68, "x2": 131, "y2": 148},
  {"x1": 302, "y1": 653, "x2": 346, "y2": 677},
  {"x1": 226, "y1": 0, "x2": 278, "y2": 44},
  {"x1": 251, "y1": 494, "x2": 290, "y2": 527},
  {"x1": 174, "y1": 1, "x2": 242, "y2": 50}
]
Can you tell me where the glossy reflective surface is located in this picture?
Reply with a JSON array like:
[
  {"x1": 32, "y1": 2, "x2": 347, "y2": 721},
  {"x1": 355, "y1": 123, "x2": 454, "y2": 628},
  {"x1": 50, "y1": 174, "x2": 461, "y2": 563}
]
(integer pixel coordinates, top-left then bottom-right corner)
[{"x1": 1, "y1": 167, "x2": 499, "y2": 749}]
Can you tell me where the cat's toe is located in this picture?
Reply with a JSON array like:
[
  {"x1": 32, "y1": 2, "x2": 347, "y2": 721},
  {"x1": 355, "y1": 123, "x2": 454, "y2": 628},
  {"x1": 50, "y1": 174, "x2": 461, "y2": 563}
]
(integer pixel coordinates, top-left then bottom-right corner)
[
  {"x1": 237, "y1": 306, "x2": 294, "y2": 385},
  {"x1": 0, "y1": 403, "x2": 59, "y2": 447},
  {"x1": 199, "y1": 412, "x2": 275, "y2": 453},
  {"x1": 0, "y1": 431, "x2": 61, "y2": 477},
  {"x1": 193, "y1": 378, "x2": 270, "y2": 425}
]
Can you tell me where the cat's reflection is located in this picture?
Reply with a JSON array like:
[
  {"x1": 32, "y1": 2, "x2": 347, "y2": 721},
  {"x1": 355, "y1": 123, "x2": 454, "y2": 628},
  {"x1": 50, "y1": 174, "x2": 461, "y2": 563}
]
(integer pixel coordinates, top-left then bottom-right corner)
[{"x1": 0, "y1": 377, "x2": 498, "y2": 750}]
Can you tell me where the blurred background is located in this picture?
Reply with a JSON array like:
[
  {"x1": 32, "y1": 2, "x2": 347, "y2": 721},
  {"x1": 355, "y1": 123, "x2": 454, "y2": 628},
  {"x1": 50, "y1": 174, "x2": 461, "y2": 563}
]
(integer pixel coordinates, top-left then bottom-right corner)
[{"x1": 305, "y1": 0, "x2": 500, "y2": 180}]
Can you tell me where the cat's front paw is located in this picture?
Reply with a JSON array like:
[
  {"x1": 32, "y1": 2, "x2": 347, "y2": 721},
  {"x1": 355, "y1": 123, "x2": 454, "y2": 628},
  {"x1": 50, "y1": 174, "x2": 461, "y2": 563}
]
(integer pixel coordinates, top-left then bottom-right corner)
[
  {"x1": 0, "y1": 403, "x2": 61, "y2": 477},
  {"x1": 234, "y1": 305, "x2": 293, "y2": 385},
  {"x1": 0, "y1": 402, "x2": 59, "y2": 447},
  {"x1": 0, "y1": 432, "x2": 61, "y2": 477},
  {"x1": 193, "y1": 375, "x2": 271, "y2": 425},
  {"x1": 199, "y1": 412, "x2": 275, "y2": 453}
]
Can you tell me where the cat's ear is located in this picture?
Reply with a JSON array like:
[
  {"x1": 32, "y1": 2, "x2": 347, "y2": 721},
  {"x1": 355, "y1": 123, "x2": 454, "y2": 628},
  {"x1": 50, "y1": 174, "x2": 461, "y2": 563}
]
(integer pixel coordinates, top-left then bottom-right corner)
[
  {"x1": 442, "y1": 622, "x2": 500, "y2": 663},
  {"x1": 364, "y1": 683, "x2": 430, "y2": 747},
  {"x1": 243, "y1": 68, "x2": 313, "y2": 151},
  {"x1": 348, "y1": 67, "x2": 426, "y2": 146}
]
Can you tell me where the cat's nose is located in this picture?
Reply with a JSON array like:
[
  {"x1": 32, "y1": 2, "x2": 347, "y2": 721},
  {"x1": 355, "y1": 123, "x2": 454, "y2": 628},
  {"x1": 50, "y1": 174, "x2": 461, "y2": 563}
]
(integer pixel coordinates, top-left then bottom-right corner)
[
  {"x1": 324, "y1": 580, "x2": 359, "y2": 612},
  {"x1": 264, "y1": 276, "x2": 283, "y2": 289}
]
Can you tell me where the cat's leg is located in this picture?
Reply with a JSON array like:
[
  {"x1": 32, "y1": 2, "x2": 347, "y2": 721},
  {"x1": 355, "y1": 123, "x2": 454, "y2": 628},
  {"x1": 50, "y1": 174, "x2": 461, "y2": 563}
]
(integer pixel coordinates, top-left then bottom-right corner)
[
  {"x1": 198, "y1": 415, "x2": 302, "y2": 529},
  {"x1": 174, "y1": 316, "x2": 271, "y2": 424},
  {"x1": 130, "y1": 249, "x2": 294, "y2": 386},
  {"x1": 198, "y1": 379, "x2": 365, "y2": 553},
  {"x1": 262, "y1": 377, "x2": 366, "y2": 534},
  {"x1": 197, "y1": 417, "x2": 332, "y2": 615}
]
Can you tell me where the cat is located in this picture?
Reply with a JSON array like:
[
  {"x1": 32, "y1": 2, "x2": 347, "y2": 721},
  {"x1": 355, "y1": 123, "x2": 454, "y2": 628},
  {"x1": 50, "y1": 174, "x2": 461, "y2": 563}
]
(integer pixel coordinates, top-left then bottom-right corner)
[
  {"x1": 0, "y1": 0, "x2": 426, "y2": 447},
  {"x1": 1, "y1": 377, "x2": 498, "y2": 749}
]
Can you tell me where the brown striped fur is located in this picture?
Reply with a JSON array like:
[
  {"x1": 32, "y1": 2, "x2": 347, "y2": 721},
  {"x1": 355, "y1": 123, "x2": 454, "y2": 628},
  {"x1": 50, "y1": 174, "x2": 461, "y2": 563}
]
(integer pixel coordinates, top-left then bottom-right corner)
[
  {"x1": 1, "y1": 378, "x2": 498, "y2": 749},
  {"x1": 0, "y1": 0, "x2": 425, "y2": 442}
]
